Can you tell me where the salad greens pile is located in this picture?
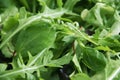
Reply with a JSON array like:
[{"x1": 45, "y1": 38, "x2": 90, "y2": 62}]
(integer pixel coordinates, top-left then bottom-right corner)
[{"x1": 0, "y1": 0, "x2": 120, "y2": 80}]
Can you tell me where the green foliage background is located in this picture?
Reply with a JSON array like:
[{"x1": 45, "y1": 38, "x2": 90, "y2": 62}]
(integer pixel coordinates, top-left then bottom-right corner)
[{"x1": 0, "y1": 0, "x2": 120, "y2": 80}]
